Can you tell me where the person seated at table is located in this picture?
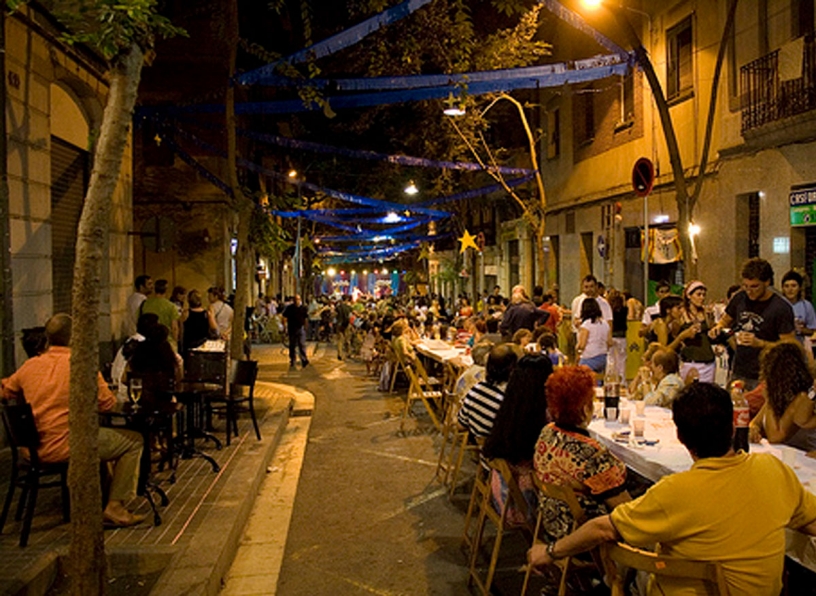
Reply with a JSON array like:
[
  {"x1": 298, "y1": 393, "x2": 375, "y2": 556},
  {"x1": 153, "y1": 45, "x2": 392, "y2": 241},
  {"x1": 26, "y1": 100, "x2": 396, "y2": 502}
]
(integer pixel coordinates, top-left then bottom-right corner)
[
  {"x1": 533, "y1": 365, "x2": 630, "y2": 541},
  {"x1": 129, "y1": 318, "x2": 184, "y2": 396},
  {"x1": 391, "y1": 319, "x2": 417, "y2": 367},
  {"x1": 467, "y1": 318, "x2": 486, "y2": 348},
  {"x1": 512, "y1": 328, "x2": 533, "y2": 349},
  {"x1": 1, "y1": 313, "x2": 146, "y2": 527},
  {"x1": 482, "y1": 353, "x2": 553, "y2": 525},
  {"x1": 453, "y1": 341, "x2": 493, "y2": 404},
  {"x1": 629, "y1": 348, "x2": 684, "y2": 407},
  {"x1": 528, "y1": 382, "x2": 816, "y2": 596},
  {"x1": 537, "y1": 331, "x2": 564, "y2": 367},
  {"x1": 457, "y1": 343, "x2": 519, "y2": 440},
  {"x1": 749, "y1": 341, "x2": 816, "y2": 451},
  {"x1": 111, "y1": 313, "x2": 159, "y2": 403},
  {"x1": 483, "y1": 316, "x2": 503, "y2": 344}
]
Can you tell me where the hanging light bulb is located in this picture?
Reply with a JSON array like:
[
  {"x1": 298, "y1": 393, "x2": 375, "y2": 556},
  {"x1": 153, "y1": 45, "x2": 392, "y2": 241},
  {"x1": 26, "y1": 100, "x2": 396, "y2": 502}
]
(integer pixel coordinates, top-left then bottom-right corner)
[{"x1": 404, "y1": 181, "x2": 419, "y2": 195}]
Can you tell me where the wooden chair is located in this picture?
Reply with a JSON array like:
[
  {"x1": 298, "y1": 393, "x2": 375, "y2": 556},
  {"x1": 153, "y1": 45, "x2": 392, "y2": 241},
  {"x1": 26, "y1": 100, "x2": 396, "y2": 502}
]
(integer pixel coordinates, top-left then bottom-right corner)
[
  {"x1": 0, "y1": 400, "x2": 70, "y2": 547},
  {"x1": 461, "y1": 438, "x2": 488, "y2": 555},
  {"x1": 522, "y1": 475, "x2": 599, "y2": 596},
  {"x1": 600, "y1": 542, "x2": 731, "y2": 596},
  {"x1": 402, "y1": 364, "x2": 444, "y2": 431},
  {"x1": 208, "y1": 360, "x2": 261, "y2": 446},
  {"x1": 468, "y1": 458, "x2": 535, "y2": 596},
  {"x1": 433, "y1": 389, "x2": 478, "y2": 498}
]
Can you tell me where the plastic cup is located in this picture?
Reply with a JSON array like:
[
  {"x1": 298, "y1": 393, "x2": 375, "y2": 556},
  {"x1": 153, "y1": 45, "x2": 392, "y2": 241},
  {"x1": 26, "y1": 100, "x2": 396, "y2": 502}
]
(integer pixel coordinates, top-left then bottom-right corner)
[
  {"x1": 605, "y1": 407, "x2": 618, "y2": 422},
  {"x1": 619, "y1": 409, "x2": 631, "y2": 424},
  {"x1": 635, "y1": 401, "x2": 646, "y2": 416},
  {"x1": 593, "y1": 401, "x2": 604, "y2": 419},
  {"x1": 633, "y1": 418, "x2": 645, "y2": 438}
]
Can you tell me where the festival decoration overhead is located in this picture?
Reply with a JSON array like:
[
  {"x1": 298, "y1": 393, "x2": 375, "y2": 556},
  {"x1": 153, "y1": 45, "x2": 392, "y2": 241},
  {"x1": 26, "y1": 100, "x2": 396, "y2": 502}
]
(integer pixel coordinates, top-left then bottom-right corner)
[{"x1": 458, "y1": 230, "x2": 481, "y2": 254}]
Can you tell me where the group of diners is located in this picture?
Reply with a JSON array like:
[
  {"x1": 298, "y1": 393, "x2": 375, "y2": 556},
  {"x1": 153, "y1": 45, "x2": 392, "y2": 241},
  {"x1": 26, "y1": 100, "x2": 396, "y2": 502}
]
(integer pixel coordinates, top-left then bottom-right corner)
[{"x1": 0, "y1": 275, "x2": 239, "y2": 530}]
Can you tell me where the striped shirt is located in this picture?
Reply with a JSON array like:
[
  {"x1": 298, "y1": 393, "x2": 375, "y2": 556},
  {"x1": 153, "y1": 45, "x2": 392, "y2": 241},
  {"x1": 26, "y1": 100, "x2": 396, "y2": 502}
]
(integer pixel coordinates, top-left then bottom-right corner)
[{"x1": 457, "y1": 380, "x2": 506, "y2": 439}]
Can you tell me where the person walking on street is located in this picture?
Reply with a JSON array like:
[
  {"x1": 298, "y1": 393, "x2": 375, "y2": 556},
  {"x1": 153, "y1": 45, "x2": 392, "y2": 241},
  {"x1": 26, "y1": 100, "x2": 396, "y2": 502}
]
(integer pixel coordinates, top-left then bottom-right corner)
[
  {"x1": 499, "y1": 285, "x2": 550, "y2": 342},
  {"x1": 335, "y1": 295, "x2": 353, "y2": 360},
  {"x1": 282, "y1": 294, "x2": 309, "y2": 368}
]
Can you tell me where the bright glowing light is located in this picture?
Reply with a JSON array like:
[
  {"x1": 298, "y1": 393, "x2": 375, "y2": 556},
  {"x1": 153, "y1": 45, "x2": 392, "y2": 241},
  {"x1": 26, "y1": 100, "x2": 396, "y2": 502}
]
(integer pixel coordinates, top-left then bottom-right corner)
[
  {"x1": 288, "y1": 169, "x2": 298, "y2": 178},
  {"x1": 653, "y1": 214, "x2": 670, "y2": 224},
  {"x1": 582, "y1": 0, "x2": 603, "y2": 8},
  {"x1": 443, "y1": 106, "x2": 466, "y2": 117},
  {"x1": 327, "y1": 267, "x2": 336, "y2": 277},
  {"x1": 689, "y1": 223, "x2": 701, "y2": 236},
  {"x1": 384, "y1": 211, "x2": 402, "y2": 223},
  {"x1": 381, "y1": 268, "x2": 389, "y2": 275},
  {"x1": 404, "y1": 181, "x2": 419, "y2": 195},
  {"x1": 362, "y1": 269, "x2": 369, "y2": 275},
  {"x1": 314, "y1": 238, "x2": 321, "y2": 244}
]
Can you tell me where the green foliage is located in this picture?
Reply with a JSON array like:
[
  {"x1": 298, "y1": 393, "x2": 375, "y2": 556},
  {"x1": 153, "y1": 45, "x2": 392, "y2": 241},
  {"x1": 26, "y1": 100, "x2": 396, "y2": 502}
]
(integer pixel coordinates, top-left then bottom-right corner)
[
  {"x1": 434, "y1": 257, "x2": 461, "y2": 285},
  {"x1": 49, "y1": 0, "x2": 186, "y2": 60},
  {"x1": 250, "y1": 207, "x2": 291, "y2": 259}
]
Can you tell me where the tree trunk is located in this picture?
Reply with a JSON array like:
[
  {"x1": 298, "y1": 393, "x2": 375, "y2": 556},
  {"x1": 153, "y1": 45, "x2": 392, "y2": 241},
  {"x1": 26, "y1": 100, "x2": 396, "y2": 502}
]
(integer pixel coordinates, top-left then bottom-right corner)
[
  {"x1": 226, "y1": 0, "x2": 250, "y2": 362},
  {"x1": 68, "y1": 43, "x2": 143, "y2": 596}
]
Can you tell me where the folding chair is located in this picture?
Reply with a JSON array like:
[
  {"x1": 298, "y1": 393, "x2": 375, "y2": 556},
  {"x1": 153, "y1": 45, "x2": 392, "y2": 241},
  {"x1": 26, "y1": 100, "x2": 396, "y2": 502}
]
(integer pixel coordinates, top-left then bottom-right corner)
[
  {"x1": 402, "y1": 364, "x2": 444, "y2": 431},
  {"x1": 462, "y1": 438, "x2": 488, "y2": 555},
  {"x1": 434, "y1": 389, "x2": 478, "y2": 498},
  {"x1": 468, "y1": 458, "x2": 535, "y2": 596},
  {"x1": 0, "y1": 400, "x2": 70, "y2": 546},
  {"x1": 601, "y1": 542, "x2": 730, "y2": 596},
  {"x1": 522, "y1": 475, "x2": 600, "y2": 596}
]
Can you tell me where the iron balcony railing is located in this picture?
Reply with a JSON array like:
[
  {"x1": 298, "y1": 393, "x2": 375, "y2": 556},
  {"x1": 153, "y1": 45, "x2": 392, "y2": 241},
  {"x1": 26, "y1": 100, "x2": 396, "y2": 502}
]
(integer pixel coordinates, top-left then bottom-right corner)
[{"x1": 741, "y1": 34, "x2": 816, "y2": 133}]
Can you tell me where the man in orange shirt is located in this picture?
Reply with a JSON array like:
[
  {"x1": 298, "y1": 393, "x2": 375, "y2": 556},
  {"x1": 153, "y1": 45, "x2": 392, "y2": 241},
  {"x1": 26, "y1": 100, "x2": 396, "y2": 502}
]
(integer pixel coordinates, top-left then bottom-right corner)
[{"x1": 2, "y1": 314, "x2": 146, "y2": 527}]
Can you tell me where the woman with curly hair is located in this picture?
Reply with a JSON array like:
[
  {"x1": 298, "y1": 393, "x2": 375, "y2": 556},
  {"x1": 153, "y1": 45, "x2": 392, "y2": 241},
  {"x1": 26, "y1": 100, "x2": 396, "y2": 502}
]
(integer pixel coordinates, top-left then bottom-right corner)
[
  {"x1": 533, "y1": 366, "x2": 630, "y2": 540},
  {"x1": 482, "y1": 353, "x2": 553, "y2": 524},
  {"x1": 749, "y1": 341, "x2": 816, "y2": 451}
]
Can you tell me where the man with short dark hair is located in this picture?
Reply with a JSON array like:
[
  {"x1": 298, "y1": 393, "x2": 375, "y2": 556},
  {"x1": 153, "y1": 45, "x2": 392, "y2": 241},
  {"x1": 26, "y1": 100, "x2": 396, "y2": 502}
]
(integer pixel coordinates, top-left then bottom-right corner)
[
  {"x1": 570, "y1": 274, "x2": 612, "y2": 335},
  {"x1": 457, "y1": 343, "x2": 518, "y2": 439},
  {"x1": 140, "y1": 279, "x2": 180, "y2": 350},
  {"x1": 709, "y1": 258, "x2": 795, "y2": 390},
  {"x1": 528, "y1": 382, "x2": 816, "y2": 595},
  {"x1": 282, "y1": 294, "x2": 309, "y2": 368},
  {"x1": 641, "y1": 280, "x2": 672, "y2": 328},
  {"x1": 2, "y1": 314, "x2": 146, "y2": 527},
  {"x1": 126, "y1": 275, "x2": 153, "y2": 336}
]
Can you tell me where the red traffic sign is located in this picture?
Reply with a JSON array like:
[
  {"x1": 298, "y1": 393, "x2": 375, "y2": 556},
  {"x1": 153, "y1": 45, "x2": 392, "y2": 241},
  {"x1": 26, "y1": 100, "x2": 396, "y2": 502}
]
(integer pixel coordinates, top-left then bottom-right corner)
[{"x1": 632, "y1": 157, "x2": 655, "y2": 197}]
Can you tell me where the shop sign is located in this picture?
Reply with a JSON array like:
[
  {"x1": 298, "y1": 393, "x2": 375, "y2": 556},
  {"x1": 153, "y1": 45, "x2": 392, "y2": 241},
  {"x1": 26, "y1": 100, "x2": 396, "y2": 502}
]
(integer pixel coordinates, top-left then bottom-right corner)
[{"x1": 790, "y1": 186, "x2": 816, "y2": 226}]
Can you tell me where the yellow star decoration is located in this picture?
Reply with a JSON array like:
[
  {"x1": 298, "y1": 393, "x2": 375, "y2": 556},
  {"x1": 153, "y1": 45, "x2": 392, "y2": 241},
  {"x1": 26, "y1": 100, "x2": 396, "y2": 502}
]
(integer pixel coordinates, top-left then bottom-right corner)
[
  {"x1": 458, "y1": 229, "x2": 480, "y2": 254},
  {"x1": 418, "y1": 243, "x2": 430, "y2": 261},
  {"x1": 154, "y1": 134, "x2": 162, "y2": 146}
]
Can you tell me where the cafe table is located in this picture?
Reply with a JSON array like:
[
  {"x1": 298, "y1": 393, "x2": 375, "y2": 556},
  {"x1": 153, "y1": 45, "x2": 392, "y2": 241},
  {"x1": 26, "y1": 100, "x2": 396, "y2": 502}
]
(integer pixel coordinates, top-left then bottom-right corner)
[
  {"x1": 588, "y1": 400, "x2": 816, "y2": 573},
  {"x1": 415, "y1": 339, "x2": 474, "y2": 369},
  {"x1": 174, "y1": 381, "x2": 224, "y2": 473}
]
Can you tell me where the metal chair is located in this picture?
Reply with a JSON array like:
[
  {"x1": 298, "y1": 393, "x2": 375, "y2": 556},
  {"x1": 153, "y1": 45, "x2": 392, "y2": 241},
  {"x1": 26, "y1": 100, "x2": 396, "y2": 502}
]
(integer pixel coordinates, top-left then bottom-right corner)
[
  {"x1": 0, "y1": 400, "x2": 70, "y2": 546},
  {"x1": 208, "y1": 360, "x2": 261, "y2": 446}
]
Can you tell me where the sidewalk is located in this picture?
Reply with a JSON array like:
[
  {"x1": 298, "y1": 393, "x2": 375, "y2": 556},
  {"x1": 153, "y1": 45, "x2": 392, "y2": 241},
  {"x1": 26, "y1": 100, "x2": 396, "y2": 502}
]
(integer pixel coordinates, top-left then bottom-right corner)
[{"x1": 0, "y1": 344, "x2": 301, "y2": 596}]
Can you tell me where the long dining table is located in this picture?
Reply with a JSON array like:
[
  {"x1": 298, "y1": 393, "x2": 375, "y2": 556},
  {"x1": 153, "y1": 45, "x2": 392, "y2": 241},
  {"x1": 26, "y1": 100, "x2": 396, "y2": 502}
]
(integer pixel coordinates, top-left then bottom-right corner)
[
  {"x1": 414, "y1": 339, "x2": 474, "y2": 370},
  {"x1": 588, "y1": 400, "x2": 816, "y2": 573}
]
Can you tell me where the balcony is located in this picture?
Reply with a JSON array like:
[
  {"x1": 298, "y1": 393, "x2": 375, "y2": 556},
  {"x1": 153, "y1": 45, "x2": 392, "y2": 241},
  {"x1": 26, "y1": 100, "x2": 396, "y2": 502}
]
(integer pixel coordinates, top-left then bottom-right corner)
[{"x1": 741, "y1": 34, "x2": 816, "y2": 134}]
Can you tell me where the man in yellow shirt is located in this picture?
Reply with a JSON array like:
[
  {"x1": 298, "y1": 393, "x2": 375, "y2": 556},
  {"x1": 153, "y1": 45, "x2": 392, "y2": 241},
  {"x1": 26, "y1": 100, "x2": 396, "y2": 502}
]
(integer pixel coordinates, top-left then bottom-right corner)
[{"x1": 527, "y1": 382, "x2": 816, "y2": 596}]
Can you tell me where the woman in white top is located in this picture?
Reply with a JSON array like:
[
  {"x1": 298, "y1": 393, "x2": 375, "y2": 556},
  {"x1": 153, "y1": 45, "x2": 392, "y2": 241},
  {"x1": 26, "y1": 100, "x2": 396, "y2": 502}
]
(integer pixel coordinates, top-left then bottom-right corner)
[
  {"x1": 207, "y1": 286, "x2": 234, "y2": 341},
  {"x1": 576, "y1": 298, "x2": 612, "y2": 373}
]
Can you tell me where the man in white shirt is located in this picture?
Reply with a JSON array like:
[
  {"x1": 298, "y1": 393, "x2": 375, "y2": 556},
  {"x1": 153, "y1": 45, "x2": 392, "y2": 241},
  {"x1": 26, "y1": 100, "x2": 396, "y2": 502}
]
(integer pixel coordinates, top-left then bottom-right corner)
[
  {"x1": 570, "y1": 274, "x2": 612, "y2": 334},
  {"x1": 641, "y1": 280, "x2": 672, "y2": 327},
  {"x1": 125, "y1": 275, "x2": 152, "y2": 337}
]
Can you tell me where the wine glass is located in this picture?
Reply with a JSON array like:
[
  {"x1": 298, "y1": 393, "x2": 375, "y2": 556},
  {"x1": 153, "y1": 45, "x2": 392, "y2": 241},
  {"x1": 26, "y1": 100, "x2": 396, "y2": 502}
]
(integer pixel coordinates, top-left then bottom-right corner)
[{"x1": 129, "y1": 378, "x2": 143, "y2": 411}]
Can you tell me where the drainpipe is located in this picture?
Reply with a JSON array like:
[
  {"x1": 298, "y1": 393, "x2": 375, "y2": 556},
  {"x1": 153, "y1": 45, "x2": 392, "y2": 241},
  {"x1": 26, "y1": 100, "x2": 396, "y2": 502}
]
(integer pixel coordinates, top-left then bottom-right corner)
[{"x1": 0, "y1": 7, "x2": 14, "y2": 375}]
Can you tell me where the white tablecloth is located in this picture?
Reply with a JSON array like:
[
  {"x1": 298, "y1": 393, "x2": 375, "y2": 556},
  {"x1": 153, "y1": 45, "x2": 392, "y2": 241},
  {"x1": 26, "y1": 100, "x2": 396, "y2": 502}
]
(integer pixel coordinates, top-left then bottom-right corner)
[
  {"x1": 415, "y1": 340, "x2": 473, "y2": 369},
  {"x1": 588, "y1": 400, "x2": 816, "y2": 573}
]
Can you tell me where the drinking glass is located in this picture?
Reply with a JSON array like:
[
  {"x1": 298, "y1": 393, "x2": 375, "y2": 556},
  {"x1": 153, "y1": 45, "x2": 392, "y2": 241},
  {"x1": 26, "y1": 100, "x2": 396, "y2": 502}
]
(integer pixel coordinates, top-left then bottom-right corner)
[{"x1": 129, "y1": 378, "x2": 143, "y2": 410}]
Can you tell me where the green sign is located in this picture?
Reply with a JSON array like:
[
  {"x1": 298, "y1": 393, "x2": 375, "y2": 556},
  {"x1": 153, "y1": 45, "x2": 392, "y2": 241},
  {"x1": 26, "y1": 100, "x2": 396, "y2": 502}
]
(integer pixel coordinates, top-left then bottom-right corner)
[{"x1": 791, "y1": 204, "x2": 816, "y2": 226}]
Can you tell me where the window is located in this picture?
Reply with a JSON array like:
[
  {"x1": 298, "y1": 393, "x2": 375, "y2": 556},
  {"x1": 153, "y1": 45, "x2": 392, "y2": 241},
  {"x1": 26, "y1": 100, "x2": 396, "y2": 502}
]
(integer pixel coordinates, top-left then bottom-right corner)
[
  {"x1": 547, "y1": 108, "x2": 560, "y2": 159},
  {"x1": 574, "y1": 90, "x2": 595, "y2": 145},
  {"x1": 667, "y1": 16, "x2": 694, "y2": 101},
  {"x1": 620, "y1": 73, "x2": 635, "y2": 124}
]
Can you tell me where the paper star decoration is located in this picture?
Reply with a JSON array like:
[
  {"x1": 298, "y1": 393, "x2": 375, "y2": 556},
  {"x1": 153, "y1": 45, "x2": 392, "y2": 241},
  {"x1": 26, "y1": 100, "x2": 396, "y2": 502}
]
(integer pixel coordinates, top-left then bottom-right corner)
[
  {"x1": 418, "y1": 243, "x2": 430, "y2": 261},
  {"x1": 154, "y1": 134, "x2": 162, "y2": 146},
  {"x1": 458, "y1": 229, "x2": 480, "y2": 254}
]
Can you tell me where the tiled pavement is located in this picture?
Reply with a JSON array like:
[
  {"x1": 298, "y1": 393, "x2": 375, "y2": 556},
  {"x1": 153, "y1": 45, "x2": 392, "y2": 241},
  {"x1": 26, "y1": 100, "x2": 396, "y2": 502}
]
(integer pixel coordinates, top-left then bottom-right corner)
[{"x1": 0, "y1": 344, "x2": 298, "y2": 596}]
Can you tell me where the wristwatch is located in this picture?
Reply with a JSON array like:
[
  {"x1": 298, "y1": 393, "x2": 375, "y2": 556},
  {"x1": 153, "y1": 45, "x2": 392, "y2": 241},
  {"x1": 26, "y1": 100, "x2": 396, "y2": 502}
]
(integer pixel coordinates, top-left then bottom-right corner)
[{"x1": 546, "y1": 540, "x2": 559, "y2": 559}]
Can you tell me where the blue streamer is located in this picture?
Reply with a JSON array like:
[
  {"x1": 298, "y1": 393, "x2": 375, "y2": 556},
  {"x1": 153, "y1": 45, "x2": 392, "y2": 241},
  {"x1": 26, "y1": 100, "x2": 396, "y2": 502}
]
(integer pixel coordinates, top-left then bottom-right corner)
[
  {"x1": 415, "y1": 174, "x2": 536, "y2": 207},
  {"x1": 238, "y1": 128, "x2": 535, "y2": 175},
  {"x1": 152, "y1": 62, "x2": 629, "y2": 116},
  {"x1": 538, "y1": 0, "x2": 629, "y2": 58},
  {"x1": 251, "y1": 54, "x2": 622, "y2": 90},
  {"x1": 237, "y1": 0, "x2": 434, "y2": 85}
]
